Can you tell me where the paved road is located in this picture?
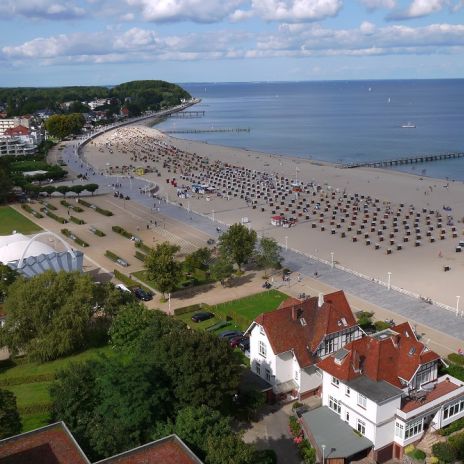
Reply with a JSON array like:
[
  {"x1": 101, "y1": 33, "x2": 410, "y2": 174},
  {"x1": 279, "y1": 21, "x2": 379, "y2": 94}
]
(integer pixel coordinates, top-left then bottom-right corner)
[{"x1": 62, "y1": 139, "x2": 464, "y2": 345}]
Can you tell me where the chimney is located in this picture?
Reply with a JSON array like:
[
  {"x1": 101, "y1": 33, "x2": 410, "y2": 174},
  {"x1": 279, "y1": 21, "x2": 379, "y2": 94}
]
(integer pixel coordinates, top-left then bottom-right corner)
[{"x1": 318, "y1": 293, "x2": 324, "y2": 308}]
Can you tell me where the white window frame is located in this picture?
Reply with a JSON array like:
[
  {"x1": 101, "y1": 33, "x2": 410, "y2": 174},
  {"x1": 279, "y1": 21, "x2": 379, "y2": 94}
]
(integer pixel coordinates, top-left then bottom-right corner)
[
  {"x1": 265, "y1": 368, "x2": 271, "y2": 382},
  {"x1": 260, "y1": 325, "x2": 265, "y2": 335},
  {"x1": 331, "y1": 376, "x2": 340, "y2": 387},
  {"x1": 329, "y1": 396, "x2": 341, "y2": 415},
  {"x1": 325, "y1": 338, "x2": 334, "y2": 354},
  {"x1": 259, "y1": 340, "x2": 267, "y2": 358},
  {"x1": 357, "y1": 419, "x2": 366, "y2": 436},
  {"x1": 345, "y1": 386, "x2": 351, "y2": 397},
  {"x1": 357, "y1": 392, "x2": 367, "y2": 409},
  {"x1": 444, "y1": 400, "x2": 464, "y2": 420},
  {"x1": 255, "y1": 362, "x2": 261, "y2": 376},
  {"x1": 405, "y1": 419, "x2": 423, "y2": 439},
  {"x1": 395, "y1": 422, "x2": 404, "y2": 439}
]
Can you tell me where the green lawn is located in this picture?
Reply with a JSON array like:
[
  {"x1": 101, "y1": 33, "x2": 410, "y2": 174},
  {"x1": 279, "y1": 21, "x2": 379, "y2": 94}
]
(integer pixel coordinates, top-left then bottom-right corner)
[
  {"x1": 133, "y1": 268, "x2": 212, "y2": 292},
  {"x1": 0, "y1": 206, "x2": 42, "y2": 235},
  {"x1": 0, "y1": 346, "x2": 113, "y2": 432}
]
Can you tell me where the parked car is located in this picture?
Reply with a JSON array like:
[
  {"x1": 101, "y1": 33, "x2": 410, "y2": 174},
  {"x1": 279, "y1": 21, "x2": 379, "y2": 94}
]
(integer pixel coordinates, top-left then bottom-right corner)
[
  {"x1": 115, "y1": 283, "x2": 131, "y2": 293},
  {"x1": 219, "y1": 330, "x2": 243, "y2": 341},
  {"x1": 132, "y1": 287, "x2": 153, "y2": 301},
  {"x1": 191, "y1": 311, "x2": 215, "y2": 323},
  {"x1": 229, "y1": 335, "x2": 248, "y2": 348},
  {"x1": 239, "y1": 338, "x2": 250, "y2": 352},
  {"x1": 206, "y1": 238, "x2": 215, "y2": 245}
]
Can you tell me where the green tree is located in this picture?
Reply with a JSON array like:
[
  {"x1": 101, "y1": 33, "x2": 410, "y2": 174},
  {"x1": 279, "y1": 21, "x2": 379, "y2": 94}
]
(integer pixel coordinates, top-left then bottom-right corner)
[
  {"x1": 255, "y1": 237, "x2": 282, "y2": 277},
  {"x1": 0, "y1": 389, "x2": 22, "y2": 439},
  {"x1": 85, "y1": 183, "x2": 99, "y2": 195},
  {"x1": 56, "y1": 185, "x2": 70, "y2": 196},
  {"x1": 45, "y1": 113, "x2": 85, "y2": 140},
  {"x1": 0, "y1": 264, "x2": 18, "y2": 303},
  {"x1": 0, "y1": 271, "x2": 98, "y2": 362},
  {"x1": 40, "y1": 185, "x2": 56, "y2": 197},
  {"x1": 210, "y1": 257, "x2": 234, "y2": 285},
  {"x1": 0, "y1": 167, "x2": 12, "y2": 203},
  {"x1": 69, "y1": 185, "x2": 85, "y2": 197},
  {"x1": 145, "y1": 242, "x2": 182, "y2": 297},
  {"x1": 183, "y1": 247, "x2": 212, "y2": 273},
  {"x1": 218, "y1": 224, "x2": 257, "y2": 270},
  {"x1": 149, "y1": 330, "x2": 241, "y2": 412},
  {"x1": 205, "y1": 433, "x2": 255, "y2": 464}
]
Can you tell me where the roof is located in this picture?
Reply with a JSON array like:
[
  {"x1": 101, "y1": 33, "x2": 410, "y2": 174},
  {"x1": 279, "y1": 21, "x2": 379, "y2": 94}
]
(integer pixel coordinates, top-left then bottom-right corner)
[
  {"x1": 347, "y1": 376, "x2": 403, "y2": 404},
  {"x1": 0, "y1": 234, "x2": 55, "y2": 264},
  {"x1": 255, "y1": 290, "x2": 358, "y2": 368},
  {"x1": 0, "y1": 422, "x2": 90, "y2": 464},
  {"x1": 95, "y1": 435, "x2": 203, "y2": 464},
  {"x1": 301, "y1": 406, "x2": 372, "y2": 459},
  {"x1": 318, "y1": 322, "x2": 441, "y2": 390},
  {"x1": 4, "y1": 125, "x2": 29, "y2": 136}
]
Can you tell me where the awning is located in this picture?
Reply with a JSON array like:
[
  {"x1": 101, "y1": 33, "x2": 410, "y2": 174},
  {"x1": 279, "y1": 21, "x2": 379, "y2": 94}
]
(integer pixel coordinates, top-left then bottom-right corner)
[
  {"x1": 273, "y1": 379, "x2": 298, "y2": 395},
  {"x1": 301, "y1": 406, "x2": 372, "y2": 459}
]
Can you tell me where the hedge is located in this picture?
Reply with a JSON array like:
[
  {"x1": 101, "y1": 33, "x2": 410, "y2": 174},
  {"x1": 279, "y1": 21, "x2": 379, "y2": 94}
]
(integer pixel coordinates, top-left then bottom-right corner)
[
  {"x1": 448, "y1": 353, "x2": 464, "y2": 366},
  {"x1": 432, "y1": 442, "x2": 456, "y2": 463},
  {"x1": 174, "y1": 303, "x2": 210, "y2": 316},
  {"x1": 60, "y1": 200, "x2": 84, "y2": 212},
  {"x1": 105, "y1": 250, "x2": 126, "y2": 264},
  {"x1": 134, "y1": 251, "x2": 147, "y2": 262},
  {"x1": 70, "y1": 215, "x2": 85, "y2": 225},
  {"x1": 42, "y1": 209, "x2": 67, "y2": 224},
  {"x1": 77, "y1": 198, "x2": 113, "y2": 216},
  {"x1": 77, "y1": 199, "x2": 91, "y2": 207},
  {"x1": 61, "y1": 229, "x2": 89, "y2": 247},
  {"x1": 0, "y1": 372, "x2": 55, "y2": 387},
  {"x1": 112, "y1": 225, "x2": 132, "y2": 239},
  {"x1": 41, "y1": 202, "x2": 57, "y2": 211},
  {"x1": 89, "y1": 227, "x2": 105, "y2": 237},
  {"x1": 439, "y1": 417, "x2": 464, "y2": 436},
  {"x1": 135, "y1": 242, "x2": 153, "y2": 254},
  {"x1": 21, "y1": 204, "x2": 44, "y2": 219},
  {"x1": 113, "y1": 269, "x2": 151, "y2": 293}
]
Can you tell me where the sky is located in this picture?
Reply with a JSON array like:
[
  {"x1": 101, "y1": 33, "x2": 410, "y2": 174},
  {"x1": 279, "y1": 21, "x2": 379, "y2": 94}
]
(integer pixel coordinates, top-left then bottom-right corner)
[{"x1": 1, "y1": 0, "x2": 464, "y2": 86}]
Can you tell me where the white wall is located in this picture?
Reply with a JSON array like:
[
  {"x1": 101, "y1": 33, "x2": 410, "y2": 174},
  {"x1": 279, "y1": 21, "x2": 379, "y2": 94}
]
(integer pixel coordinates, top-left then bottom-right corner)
[
  {"x1": 275, "y1": 351, "x2": 293, "y2": 385},
  {"x1": 299, "y1": 365, "x2": 322, "y2": 394},
  {"x1": 249, "y1": 324, "x2": 277, "y2": 384}
]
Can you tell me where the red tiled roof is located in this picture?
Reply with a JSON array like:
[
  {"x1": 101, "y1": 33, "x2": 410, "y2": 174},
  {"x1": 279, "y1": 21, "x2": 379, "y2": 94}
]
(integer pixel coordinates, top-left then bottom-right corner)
[
  {"x1": 96, "y1": 436, "x2": 202, "y2": 464},
  {"x1": 401, "y1": 379, "x2": 462, "y2": 413},
  {"x1": 318, "y1": 322, "x2": 441, "y2": 388},
  {"x1": 4, "y1": 125, "x2": 29, "y2": 136},
  {"x1": 256, "y1": 291, "x2": 358, "y2": 368},
  {"x1": 0, "y1": 422, "x2": 89, "y2": 464}
]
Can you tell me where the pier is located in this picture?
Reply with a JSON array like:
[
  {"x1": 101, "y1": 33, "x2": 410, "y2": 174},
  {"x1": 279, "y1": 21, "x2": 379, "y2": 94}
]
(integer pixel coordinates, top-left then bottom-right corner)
[
  {"x1": 164, "y1": 128, "x2": 251, "y2": 134},
  {"x1": 168, "y1": 111, "x2": 205, "y2": 118},
  {"x1": 341, "y1": 152, "x2": 464, "y2": 169}
]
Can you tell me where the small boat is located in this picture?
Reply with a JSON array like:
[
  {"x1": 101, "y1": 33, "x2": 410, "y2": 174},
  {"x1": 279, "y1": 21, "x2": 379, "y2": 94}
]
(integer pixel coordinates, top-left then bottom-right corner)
[{"x1": 401, "y1": 122, "x2": 416, "y2": 128}]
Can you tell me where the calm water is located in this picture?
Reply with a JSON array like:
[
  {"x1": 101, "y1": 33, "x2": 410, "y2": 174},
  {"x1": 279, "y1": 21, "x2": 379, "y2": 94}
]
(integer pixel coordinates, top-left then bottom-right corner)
[{"x1": 154, "y1": 80, "x2": 464, "y2": 180}]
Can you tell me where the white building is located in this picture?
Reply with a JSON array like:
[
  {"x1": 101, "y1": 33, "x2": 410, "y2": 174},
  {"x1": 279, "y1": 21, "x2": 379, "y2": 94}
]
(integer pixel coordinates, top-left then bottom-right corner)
[
  {"x1": 307, "y1": 323, "x2": 464, "y2": 463},
  {"x1": 246, "y1": 291, "x2": 363, "y2": 400}
]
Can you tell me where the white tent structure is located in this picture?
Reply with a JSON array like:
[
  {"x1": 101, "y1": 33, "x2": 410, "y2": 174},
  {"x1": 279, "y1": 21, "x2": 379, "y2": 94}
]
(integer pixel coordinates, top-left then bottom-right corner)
[{"x1": 0, "y1": 232, "x2": 83, "y2": 277}]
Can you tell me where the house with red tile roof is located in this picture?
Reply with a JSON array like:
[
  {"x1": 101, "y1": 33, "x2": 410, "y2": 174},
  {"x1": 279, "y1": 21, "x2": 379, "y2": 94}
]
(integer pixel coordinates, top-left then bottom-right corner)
[
  {"x1": 246, "y1": 290, "x2": 363, "y2": 400},
  {"x1": 0, "y1": 422, "x2": 203, "y2": 464},
  {"x1": 4, "y1": 125, "x2": 29, "y2": 137},
  {"x1": 309, "y1": 323, "x2": 464, "y2": 463}
]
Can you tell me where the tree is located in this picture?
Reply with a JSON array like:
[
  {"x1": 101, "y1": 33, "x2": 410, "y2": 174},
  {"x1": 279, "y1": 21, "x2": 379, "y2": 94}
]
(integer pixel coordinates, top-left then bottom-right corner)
[
  {"x1": 255, "y1": 237, "x2": 282, "y2": 277},
  {"x1": 69, "y1": 185, "x2": 85, "y2": 197},
  {"x1": 0, "y1": 389, "x2": 21, "y2": 439},
  {"x1": 45, "y1": 113, "x2": 85, "y2": 140},
  {"x1": 145, "y1": 242, "x2": 182, "y2": 297},
  {"x1": 210, "y1": 258, "x2": 234, "y2": 285},
  {"x1": 85, "y1": 183, "x2": 99, "y2": 195},
  {"x1": 0, "y1": 167, "x2": 12, "y2": 204},
  {"x1": 218, "y1": 224, "x2": 257, "y2": 270},
  {"x1": 183, "y1": 247, "x2": 212, "y2": 273},
  {"x1": 0, "y1": 271, "x2": 98, "y2": 362},
  {"x1": 149, "y1": 330, "x2": 241, "y2": 412},
  {"x1": 0, "y1": 264, "x2": 18, "y2": 303},
  {"x1": 205, "y1": 433, "x2": 255, "y2": 464},
  {"x1": 56, "y1": 185, "x2": 70, "y2": 196},
  {"x1": 40, "y1": 185, "x2": 56, "y2": 197}
]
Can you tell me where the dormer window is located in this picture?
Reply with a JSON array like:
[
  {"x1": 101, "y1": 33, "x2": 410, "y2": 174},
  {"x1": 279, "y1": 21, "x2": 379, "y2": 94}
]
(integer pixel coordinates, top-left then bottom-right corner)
[
  {"x1": 331, "y1": 376, "x2": 340, "y2": 387},
  {"x1": 408, "y1": 347, "x2": 416, "y2": 356},
  {"x1": 300, "y1": 318, "x2": 307, "y2": 327}
]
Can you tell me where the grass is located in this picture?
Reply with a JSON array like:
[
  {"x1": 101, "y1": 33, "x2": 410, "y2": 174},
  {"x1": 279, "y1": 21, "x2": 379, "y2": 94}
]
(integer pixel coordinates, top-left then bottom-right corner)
[
  {"x1": 133, "y1": 268, "x2": 213, "y2": 292},
  {"x1": 0, "y1": 206, "x2": 42, "y2": 235},
  {"x1": 0, "y1": 346, "x2": 113, "y2": 432}
]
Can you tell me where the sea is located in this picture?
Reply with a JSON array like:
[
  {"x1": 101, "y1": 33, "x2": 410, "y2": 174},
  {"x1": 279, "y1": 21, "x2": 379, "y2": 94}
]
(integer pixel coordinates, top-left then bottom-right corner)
[{"x1": 154, "y1": 80, "x2": 464, "y2": 181}]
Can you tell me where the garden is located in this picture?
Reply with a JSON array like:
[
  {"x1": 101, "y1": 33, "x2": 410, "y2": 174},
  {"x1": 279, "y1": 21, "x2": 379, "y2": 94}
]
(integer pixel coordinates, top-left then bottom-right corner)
[{"x1": 0, "y1": 206, "x2": 42, "y2": 235}]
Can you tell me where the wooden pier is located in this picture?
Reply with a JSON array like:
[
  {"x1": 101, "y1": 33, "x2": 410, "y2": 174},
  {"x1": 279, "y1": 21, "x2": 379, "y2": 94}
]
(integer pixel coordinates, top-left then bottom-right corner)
[
  {"x1": 168, "y1": 111, "x2": 205, "y2": 118},
  {"x1": 164, "y1": 128, "x2": 251, "y2": 134},
  {"x1": 341, "y1": 152, "x2": 464, "y2": 169}
]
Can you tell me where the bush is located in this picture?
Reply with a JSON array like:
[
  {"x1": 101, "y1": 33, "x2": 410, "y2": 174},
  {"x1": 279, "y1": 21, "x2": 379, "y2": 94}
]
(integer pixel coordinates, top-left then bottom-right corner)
[
  {"x1": 89, "y1": 227, "x2": 105, "y2": 237},
  {"x1": 112, "y1": 225, "x2": 132, "y2": 239},
  {"x1": 105, "y1": 251, "x2": 127, "y2": 265},
  {"x1": 135, "y1": 241, "x2": 153, "y2": 254},
  {"x1": 60, "y1": 200, "x2": 84, "y2": 212},
  {"x1": 374, "y1": 321, "x2": 392, "y2": 332},
  {"x1": 439, "y1": 417, "x2": 464, "y2": 436},
  {"x1": 298, "y1": 438, "x2": 316, "y2": 464},
  {"x1": 289, "y1": 416, "x2": 302, "y2": 438},
  {"x1": 406, "y1": 447, "x2": 426, "y2": 461},
  {"x1": 448, "y1": 353, "x2": 464, "y2": 366},
  {"x1": 432, "y1": 442, "x2": 457, "y2": 463},
  {"x1": 134, "y1": 251, "x2": 147, "y2": 261},
  {"x1": 77, "y1": 198, "x2": 91, "y2": 207},
  {"x1": 70, "y1": 215, "x2": 85, "y2": 225},
  {"x1": 42, "y1": 202, "x2": 57, "y2": 211},
  {"x1": 42, "y1": 209, "x2": 67, "y2": 224},
  {"x1": 21, "y1": 204, "x2": 44, "y2": 218},
  {"x1": 60, "y1": 229, "x2": 89, "y2": 247},
  {"x1": 95, "y1": 206, "x2": 113, "y2": 216},
  {"x1": 292, "y1": 401, "x2": 305, "y2": 411}
]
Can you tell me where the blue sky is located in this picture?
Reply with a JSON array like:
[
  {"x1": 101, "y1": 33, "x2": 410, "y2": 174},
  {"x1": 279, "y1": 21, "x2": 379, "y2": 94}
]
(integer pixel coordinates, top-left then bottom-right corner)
[{"x1": 1, "y1": 0, "x2": 464, "y2": 86}]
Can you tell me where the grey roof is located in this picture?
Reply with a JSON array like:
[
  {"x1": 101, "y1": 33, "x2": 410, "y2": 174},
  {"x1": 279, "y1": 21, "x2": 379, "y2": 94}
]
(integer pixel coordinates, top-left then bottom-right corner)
[
  {"x1": 239, "y1": 369, "x2": 272, "y2": 392},
  {"x1": 301, "y1": 406, "x2": 372, "y2": 459},
  {"x1": 347, "y1": 376, "x2": 403, "y2": 404}
]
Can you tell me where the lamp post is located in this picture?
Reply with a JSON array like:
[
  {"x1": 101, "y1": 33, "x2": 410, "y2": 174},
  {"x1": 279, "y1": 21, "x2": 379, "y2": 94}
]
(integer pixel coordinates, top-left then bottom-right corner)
[
  {"x1": 387, "y1": 272, "x2": 392, "y2": 290},
  {"x1": 212, "y1": 210, "x2": 215, "y2": 222},
  {"x1": 321, "y1": 444, "x2": 326, "y2": 464},
  {"x1": 187, "y1": 200, "x2": 190, "y2": 213},
  {"x1": 285, "y1": 235, "x2": 288, "y2": 252},
  {"x1": 330, "y1": 251, "x2": 334, "y2": 269},
  {"x1": 456, "y1": 296, "x2": 461, "y2": 317}
]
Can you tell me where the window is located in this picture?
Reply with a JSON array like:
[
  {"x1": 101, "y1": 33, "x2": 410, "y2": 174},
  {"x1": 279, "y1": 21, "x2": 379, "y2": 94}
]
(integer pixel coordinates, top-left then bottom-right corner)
[
  {"x1": 395, "y1": 422, "x2": 404, "y2": 439},
  {"x1": 331, "y1": 376, "x2": 340, "y2": 387},
  {"x1": 325, "y1": 338, "x2": 334, "y2": 354},
  {"x1": 357, "y1": 419, "x2": 366, "y2": 436},
  {"x1": 345, "y1": 411, "x2": 350, "y2": 422},
  {"x1": 265, "y1": 369, "x2": 271, "y2": 382},
  {"x1": 259, "y1": 341, "x2": 267, "y2": 358},
  {"x1": 346, "y1": 386, "x2": 351, "y2": 397},
  {"x1": 444, "y1": 400, "x2": 464, "y2": 420},
  {"x1": 260, "y1": 325, "x2": 265, "y2": 335},
  {"x1": 255, "y1": 362, "x2": 261, "y2": 376},
  {"x1": 405, "y1": 419, "x2": 423, "y2": 439},
  {"x1": 357, "y1": 393, "x2": 367, "y2": 409},
  {"x1": 295, "y1": 370, "x2": 299, "y2": 381},
  {"x1": 329, "y1": 396, "x2": 341, "y2": 415},
  {"x1": 415, "y1": 364, "x2": 434, "y2": 387}
]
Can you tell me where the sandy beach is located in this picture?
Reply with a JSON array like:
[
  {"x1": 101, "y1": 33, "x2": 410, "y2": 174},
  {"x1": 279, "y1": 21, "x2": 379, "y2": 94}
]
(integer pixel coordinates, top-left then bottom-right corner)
[{"x1": 82, "y1": 124, "x2": 464, "y2": 308}]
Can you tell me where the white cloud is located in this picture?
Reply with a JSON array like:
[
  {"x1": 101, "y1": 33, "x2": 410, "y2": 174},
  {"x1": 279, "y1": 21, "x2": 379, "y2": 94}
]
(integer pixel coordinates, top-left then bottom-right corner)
[
  {"x1": 229, "y1": 8, "x2": 254, "y2": 21},
  {"x1": 360, "y1": 20, "x2": 376, "y2": 34},
  {"x1": 125, "y1": 0, "x2": 244, "y2": 23},
  {"x1": 0, "y1": 0, "x2": 86, "y2": 19},
  {"x1": 388, "y1": 0, "x2": 451, "y2": 20},
  {"x1": 359, "y1": 0, "x2": 396, "y2": 10},
  {"x1": 251, "y1": 0, "x2": 342, "y2": 22}
]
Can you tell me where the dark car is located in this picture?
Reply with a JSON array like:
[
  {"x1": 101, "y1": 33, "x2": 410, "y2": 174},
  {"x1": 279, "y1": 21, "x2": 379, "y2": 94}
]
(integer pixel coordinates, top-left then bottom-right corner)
[
  {"x1": 206, "y1": 238, "x2": 215, "y2": 245},
  {"x1": 191, "y1": 311, "x2": 215, "y2": 323},
  {"x1": 132, "y1": 287, "x2": 153, "y2": 301},
  {"x1": 229, "y1": 335, "x2": 248, "y2": 348},
  {"x1": 239, "y1": 338, "x2": 250, "y2": 352},
  {"x1": 219, "y1": 330, "x2": 243, "y2": 341}
]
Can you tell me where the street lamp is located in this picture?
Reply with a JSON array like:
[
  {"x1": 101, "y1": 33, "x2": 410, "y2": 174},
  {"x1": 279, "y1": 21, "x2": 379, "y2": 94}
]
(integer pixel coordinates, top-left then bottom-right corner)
[
  {"x1": 285, "y1": 235, "x2": 288, "y2": 252},
  {"x1": 330, "y1": 251, "x2": 334, "y2": 269},
  {"x1": 212, "y1": 210, "x2": 215, "y2": 222},
  {"x1": 456, "y1": 296, "x2": 461, "y2": 317},
  {"x1": 321, "y1": 444, "x2": 326, "y2": 464},
  {"x1": 387, "y1": 272, "x2": 392, "y2": 291}
]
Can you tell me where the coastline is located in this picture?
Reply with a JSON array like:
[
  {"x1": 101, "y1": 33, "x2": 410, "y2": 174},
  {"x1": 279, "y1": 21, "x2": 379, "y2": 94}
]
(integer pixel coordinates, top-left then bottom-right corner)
[{"x1": 82, "y1": 123, "x2": 464, "y2": 308}]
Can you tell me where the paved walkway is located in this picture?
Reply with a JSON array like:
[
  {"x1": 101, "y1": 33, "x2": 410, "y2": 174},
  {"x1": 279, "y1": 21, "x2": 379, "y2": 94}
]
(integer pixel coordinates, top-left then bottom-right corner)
[{"x1": 60, "y1": 139, "x2": 464, "y2": 351}]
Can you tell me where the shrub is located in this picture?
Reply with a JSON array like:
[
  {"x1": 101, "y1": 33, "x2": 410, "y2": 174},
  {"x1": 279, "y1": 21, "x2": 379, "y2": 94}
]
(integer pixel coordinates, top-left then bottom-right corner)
[
  {"x1": 61, "y1": 229, "x2": 89, "y2": 247},
  {"x1": 42, "y1": 209, "x2": 67, "y2": 224},
  {"x1": 374, "y1": 321, "x2": 392, "y2": 332},
  {"x1": 298, "y1": 439, "x2": 316, "y2": 464},
  {"x1": 432, "y1": 442, "x2": 457, "y2": 463},
  {"x1": 448, "y1": 353, "x2": 464, "y2": 366},
  {"x1": 289, "y1": 416, "x2": 302, "y2": 438},
  {"x1": 42, "y1": 202, "x2": 57, "y2": 211},
  {"x1": 292, "y1": 401, "x2": 305, "y2": 411},
  {"x1": 134, "y1": 251, "x2": 147, "y2": 261},
  {"x1": 406, "y1": 447, "x2": 426, "y2": 461},
  {"x1": 95, "y1": 206, "x2": 113, "y2": 216},
  {"x1": 439, "y1": 417, "x2": 464, "y2": 436},
  {"x1": 449, "y1": 431, "x2": 464, "y2": 460},
  {"x1": 77, "y1": 198, "x2": 91, "y2": 207},
  {"x1": 89, "y1": 227, "x2": 105, "y2": 237},
  {"x1": 135, "y1": 241, "x2": 152, "y2": 254},
  {"x1": 105, "y1": 251, "x2": 127, "y2": 266},
  {"x1": 112, "y1": 225, "x2": 132, "y2": 239},
  {"x1": 21, "y1": 204, "x2": 44, "y2": 218},
  {"x1": 70, "y1": 215, "x2": 85, "y2": 225}
]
